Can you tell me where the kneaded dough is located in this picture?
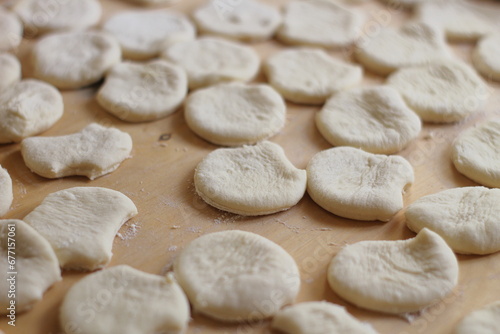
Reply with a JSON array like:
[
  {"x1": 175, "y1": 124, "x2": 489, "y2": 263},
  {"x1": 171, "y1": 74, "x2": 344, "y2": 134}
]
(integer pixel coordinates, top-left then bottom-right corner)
[
  {"x1": 184, "y1": 83, "x2": 286, "y2": 146},
  {"x1": 264, "y1": 48, "x2": 363, "y2": 105},
  {"x1": 0, "y1": 219, "x2": 61, "y2": 313},
  {"x1": 472, "y1": 34, "x2": 500, "y2": 82},
  {"x1": 316, "y1": 86, "x2": 421, "y2": 154},
  {"x1": 0, "y1": 166, "x2": 13, "y2": 217},
  {"x1": 328, "y1": 228, "x2": 459, "y2": 313},
  {"x1": 194, "y1": 141, "x2": 307, "y2": 215},
  {"x1": 60, "y1": 265, "x2": 189, "y2": 334},
  {"x1": 0, "y1": 9, "x2": 23, "y2": 51},
  {"x1": 21, "y1": 123, "x2": 132, "y2": 180},
  {"x1": 174, "y1": 230, "x2": 300, "y2": 321},
  {"x1": 97, "y1": 60, "x2": 187, "y2": 122},
  {"x1": 307, "y1": 146, "x2": 414, "y2": 221},
  {"x1": 454, "y1": 301, "x2": 500, "y2": 334},
  {"x1": 0, "y1": 53, "x2": 21, "y2": 92},
  {"x1": 23, "y1": 187, "x2": 137, "y2": 271}
]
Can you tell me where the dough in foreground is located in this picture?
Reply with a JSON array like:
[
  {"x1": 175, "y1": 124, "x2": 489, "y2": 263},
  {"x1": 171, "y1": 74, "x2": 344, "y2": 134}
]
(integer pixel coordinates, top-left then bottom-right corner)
[
  {"x1": 454, "y1": 301, "x2": 500, "y2": 334},
  {"x1": 0, "y1": 166, "x2": 13, "y2": 217}
]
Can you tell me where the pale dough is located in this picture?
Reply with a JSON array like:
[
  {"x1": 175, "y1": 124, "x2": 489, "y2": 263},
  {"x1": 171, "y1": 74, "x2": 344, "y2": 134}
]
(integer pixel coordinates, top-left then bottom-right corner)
[
  {"x1": 307, "y1": 146, "x2": 414, "y2": 221},
  {"x1": 60, "y1": 265, "x2": 189, "y2": 334},
  {"x1": 0, "y1": 9, "x2": 23, "y2": 51},
  {"x1": 0, "y1": 166, "x2": 13, "y2": 217},
  {"x1": 328, "y1": 228, "x2": 459, "y2": 313},
  {"x1": 21, "y1": 123, "x2": 133, "y2": 180},
  {"x1": 194, "y1": 141, "x2": 307, "y2": 215},
  {"x1": 264, "y1": 48, "x2": 363, "y2": 104},
  {"x1": 0, "y1": 53, "x2": 21, "y2": 92},
  {"x1": 184, "y1": 83, "x2": 286, "y2": 146},
  {"x1": 23, "y1": 187, "x2": 137, "y2": 271},
  {"x1": 454, "y1": 301, "x2": 500, "y2": 334},
  {"x1": 316, "y1": 86, "x2": 421, "y2": 154},
  {"x1": 174, "y1": 230, "x2": 300, "y2": 321},
  {"x1": 472, "y1": 34, "x2": 500, "y2": 82}
]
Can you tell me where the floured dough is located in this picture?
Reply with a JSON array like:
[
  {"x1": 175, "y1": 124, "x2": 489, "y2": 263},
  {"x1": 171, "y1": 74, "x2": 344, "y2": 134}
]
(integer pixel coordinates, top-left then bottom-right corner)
[
  {"x1": 307, "y1": 146, "x2": 414, "y2": 221},
  {"x1": 32, "y1": 31, "x2": 121, "y2": 89},
  {"x1": 184, "y1": 83, "x2": 286, "y2": 146},
  {"x1": 328, "y1": 228, "x2": 459, "y2": 313},
  {"x1": 174, "y1": 230, "x2": 300, "y2": 321},
  {"x1": 472, "y1": 34, "x2": 500, "y2": 82},
  {"x1": 454, "y1": 301, "x2": 500, "y2": 334},
  {"x1": 194, "y1": 141, "x2": 307, "y2": 215},
  {"x1": 0, "y1": 53, "x2": 21, "y2": 92},
  {"x1": 0, "y1": 166, "x2": 13, "y2": 217},
  {"x1": 23, "y1": 187, "x2": 137, "y2": 271},
  {"x1": 264, "y1": 48, "x2": 363, "y2": 104},
  {"x1": 316, "y1": 86, "x2": 421, "y2": 154},
  {"x1": 0, "y1": 9, "x2": 23, "y2": 51},
  {"x1": 60, "y1": 265, "x2": 189, "y2": 334},
  {"x1": 97, "y1": 60, "x2": 187, "y2": 122}
]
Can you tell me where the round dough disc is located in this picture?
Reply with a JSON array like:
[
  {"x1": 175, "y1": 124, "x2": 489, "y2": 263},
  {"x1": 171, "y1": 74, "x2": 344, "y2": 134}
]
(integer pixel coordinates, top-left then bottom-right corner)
[
  {"x1": 472, "y1": 34, "x2": 500, "y2": 82},
  {"x1": 454, "y1": 301, "x2": 500, "y2": 334},
  {"x1": 0, "y1": 53, "x2": 21, "y2": 92},
  {"x1": 0, "y1": 166, "x2": 13, "y2": 217},
  {"x1": 0, "y1": 9, "x2": 23, "y2": 51}
]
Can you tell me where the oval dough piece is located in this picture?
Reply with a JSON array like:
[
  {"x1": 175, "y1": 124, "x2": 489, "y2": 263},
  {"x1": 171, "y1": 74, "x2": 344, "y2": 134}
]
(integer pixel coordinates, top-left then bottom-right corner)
[
  {"x1": 184, "y1": 83, "x2": 286, "y2": 146},
  {"x1": 307, "y1": 146, "x2": 414, "y2": 221},
  {"x1": 328, "y1": 228, "x2": 459, "y2": 313},
  {"x1": 454, "y1": 301, "x2": 500, "y2": 334},
  {"x1": 0, "y1": 9, "x2": 23, "y2": 51},
  {"x1": 194, "y1": 141, "x2": 307, "y2": 215},
  {"x1": 264, "y1": 48, "x2": 363, "y2": 105},
  {"x1": 316, "y1": 86, "x2": 421, "y2": 154},
  {"x1": 0, "y1": 53, "x2": 21, "y2": 92},
  {"x1": 0, "y1": 166, "x2": 13, "y2": 217},
  {"x1": 174, "y1": 230, "x2": 301, "y2": 322},
  {"x1": 472, "y1": 34, "x2": 500, "y2": 82},
  {"x1": 97, "y1": 60, "x2": 187, "y2": 122},
  {"x1": 0, "y1": 219, "x2": 61, "y2": 313},
  {"x1": 60, "y1": 265, "x2": 190, "y2": 334}
]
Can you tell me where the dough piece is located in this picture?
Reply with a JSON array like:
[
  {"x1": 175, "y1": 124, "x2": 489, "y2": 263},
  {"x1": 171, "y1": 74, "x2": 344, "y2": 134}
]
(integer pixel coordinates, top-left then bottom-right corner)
[
  {"x1": 328, "y1": 228, "x2": 459, "y2": 313},
  {"x1": 316, "y1": 86, "x2": 421, "y2": 154},
  {"x1": 0, "y1": 79, "x2": 64, "y2": 144},
  {"x1": 452, "y1": 119, "x2": 500, "y2": 188},
  {"x1": 97, "y1": 60, "x2": 187, "y2": 122},
  {"x1": 194, "y1": 141, "x2": 307, "y2": 215},
  {"x1": 272, "y1": 301, "x2": 379, "y2": 334},
  {"x1": 0, "y1": 166, "x2": 13, "y2": 217},
  {"x1": 193, "y1": 0, "x2": 281, "y2": 42},
  {"x1": 32, "y1": 31, "x2": 121, "y2": 89},
  {"x1": 103, "y1": 10, "x2": 195, "y2": 60},
  {"x1": 0, "y1": 9, "x2": 23, "y2": 51},
  {"x1": 23, "y1": 187, "x2": 137, "y2": 271},
  {"x1": 454, "y1": 301, "x2": 500, "y2": 334},
  {"x1": 60, "y1": 265, "x2": 189, "y2": 334},
  {"x1": 0, "y1": 219, "x2": 61, "y2": 313},
  {"x1": 264, "y1": 48, "x2": 363, "y2": 105},
  {"x1": 184, "y1": 83, "x2": 286, "y2": 146},
  {"x1": 472, "y1": 34, "x2": 500, "y2": 82},
  {"x1": 162, "y1": 37, "x2": 260, "y2": 90},
  {"x1": 307, "y1": 146, "x2": 414, "y2": 221},
  {"x1": 0, "y1": 53, "x2": 21, "y2": 92},
  {"x1": 406, "y1": 187, "x2": 500, "y2": 255},
  {"x1": 388, "y1": 60, "x2": 488, "y2": 123},
  {"x1": 174, "y1": 230, "x2": 300, "y2": 321}
]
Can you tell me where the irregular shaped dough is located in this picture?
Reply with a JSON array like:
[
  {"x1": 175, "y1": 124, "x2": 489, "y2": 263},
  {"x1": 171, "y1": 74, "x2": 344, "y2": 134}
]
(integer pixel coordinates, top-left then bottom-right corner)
[
  {"x1": 328, "y1": 228, "x2": 459, "y2": 313},
  {"x1": 264, "y1": 48, "x2": 363, "y2": 104},
  {"x1": 472, "y1": 34, "x2": 500, "y2": 82},
  {"x1": 0, "y1": 9, "x2": 22, "y2": 51},
  {"x1": 0, "y1": 166, "x2": 13, "y2": 217},
  {"x1": 174, "y1": 230, "x2": 300, "y2": 321},
  {"x1": 184, "y1": 83, "x2": 286, "y2": 146},
  {"x1": 60, "y1": 265, "x2": 189, "y2": 334},
  {"x1": 316, "y1": 86, "x2": 421, "y2": 154},
  {"x1": 0, "y1": 53, "x2": 21, "y2": 92},
  {"x1": 454, "y1": 301, "x2": 500, "y2": 334},
  {"x1": 21, "y1": 123, "x2": 132, "y2": 180},
  {"x1": 194, "y1": 141, "x2": 307, "y2": 215},
  {"x1": 307, "y1": 146, "x2": 414, "y2": 221},
  {"x1": 23, "y1": 187, "x2": 138, "y2": 271}
]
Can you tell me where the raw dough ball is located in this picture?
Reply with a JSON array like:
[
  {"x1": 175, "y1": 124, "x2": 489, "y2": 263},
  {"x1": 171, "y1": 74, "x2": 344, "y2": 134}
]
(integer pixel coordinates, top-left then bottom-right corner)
[
  {"x1": 316, "y1": 86, "x2": 421, "y2": 154},
  {"x1": 454, "y1": 301, "x2": 500, "y2": 334},
  {"x1": 97, "y1": 60, "x2": 187, "y2": 122},
  {"x1": 264, "y1": 48, "x2": 363, "y2": 105},
  {"x1": 0, "y1": 166, "x2": 13, "y2": 217},
  {"x1": 162, "y1": 37, "x2": 260, "y2": 89},
  {"x1": 103, "y1": 10, "x2": 195, "y2": 60},
  {"x1": 0, "y1": 9, "x2": 23, "y2": 51},
  {"x1": 194, "y1": 141, "x2": 307, "y2": 215},
  {"x1": 184, "y1": 83, "x2": 286, "y2": 146},
  {"x1": 328, "y1": 228, "x2": 459, "y2": 313},
  {"x1": 0, "y1": 219, "x2": 61, "y2": 313},
  {"x1": 0, "y1": 53, "x2": 21, "y2": 92},
  {"x1": 23, "y1": 187, "x2": 138, "y2": 271},
  {"x1": 32, "y1": 31, "x2": 121, "y2": 89},
  {"x1": 60, "y1": 265, "x2": 190, "y2": 334},
  {"x1": 174, "y1": 230, "x2": 300, "y2": 321},
  {"x1": 0, "y1": 79, "x2": 64, "y2": 144},
  {"x1": 307, "y1": 146, "x2": 414, "y2": 221},
  {"x1": 472, "y1": 34, "x2": 500, "y2": 82}
]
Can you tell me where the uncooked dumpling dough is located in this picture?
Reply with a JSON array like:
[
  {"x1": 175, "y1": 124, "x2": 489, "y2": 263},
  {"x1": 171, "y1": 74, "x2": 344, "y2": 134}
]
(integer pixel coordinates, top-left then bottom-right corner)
[
  {"x1": 264, "y1": 48, "x2": 363, "y2": 104},
  {"x1": 316, "y1": 86, "x2": 421, "y2": 154},
  {"x1": 174, "y1": 230, "x2": 300, "y2": 321},
  {"x1": 328, "y1": 228, "x2": 459, "y2": 313},
  {"x1": 454, "y1": 301, "x2": 500, "y2": 334},
  {"x1": 0, "y1": 166, "x2": 13, "y2": 217},
  {"x1": 21, "y1": 123, "x2": 132, "y2": 180},
  {"x1": 0, "y1": 9, "x2": 22, "y2": 51},
  {"x1": 60, "y1": 265, "x2": 189, "y2": 334},
  {"x1": 23, "y1": 187, "x2": 137, "y2": 271},
  {"x1": 472, "y1": 34, "x2": 500, "y2": 82},
  {"x1": 194, "y1": 141, "x2": 307, "y2": 215},
  {"x1": 307, "y1": 146, "x2": 414, "y2": 221},
  {"x1": 184, "y1": 83, "x2": 286, "y2": 146},
  {"x1": 0, "y1": 53, "x2": 21, "y2": 92}
]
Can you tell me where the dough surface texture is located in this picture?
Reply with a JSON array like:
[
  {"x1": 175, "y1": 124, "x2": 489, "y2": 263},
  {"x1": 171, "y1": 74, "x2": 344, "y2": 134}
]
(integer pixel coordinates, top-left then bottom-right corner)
[
  {"x1": 0, "y1": 9, "x2": 22, "y2": 51},
  {"x1": 454, "y1": 301, "x2": 500, "y2": 334},
  {"x1": 0, "y1": 166, "x2": 13, "y2": 217},
  {"x1": 472, "y1": 34, "x2": 500, "y2": 82},
  {"x1": 0, "y1": 53, "x2": 21, "y2": 93}
]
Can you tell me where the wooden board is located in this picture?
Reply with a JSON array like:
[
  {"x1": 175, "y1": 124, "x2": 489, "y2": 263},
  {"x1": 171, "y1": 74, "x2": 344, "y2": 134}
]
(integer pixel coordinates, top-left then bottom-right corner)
[{"x1": 2, "y1": 0, "x2": 500, "y2": 333}]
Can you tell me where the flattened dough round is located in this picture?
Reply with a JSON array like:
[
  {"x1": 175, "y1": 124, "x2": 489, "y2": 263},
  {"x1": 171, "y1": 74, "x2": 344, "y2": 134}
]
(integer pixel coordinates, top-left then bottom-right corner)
[
  {"x1": 0, "y1": 53, "x2": 21, "y2": 92},
  {"x1": 454, "y1": 301, "x2": 500, "y2": 334},
  {"x1": 0, "y1": 9, "x2": 23, "y2": 51},
  {"x1": 174, "y1": 230, "x2": 300, "y2": 321},
  {"x1": 0, "y1": 166, "x2": 13, "y2": 217},
  {"x1": 472, "y1": 34, "x2": 500, "y2": 82}
]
